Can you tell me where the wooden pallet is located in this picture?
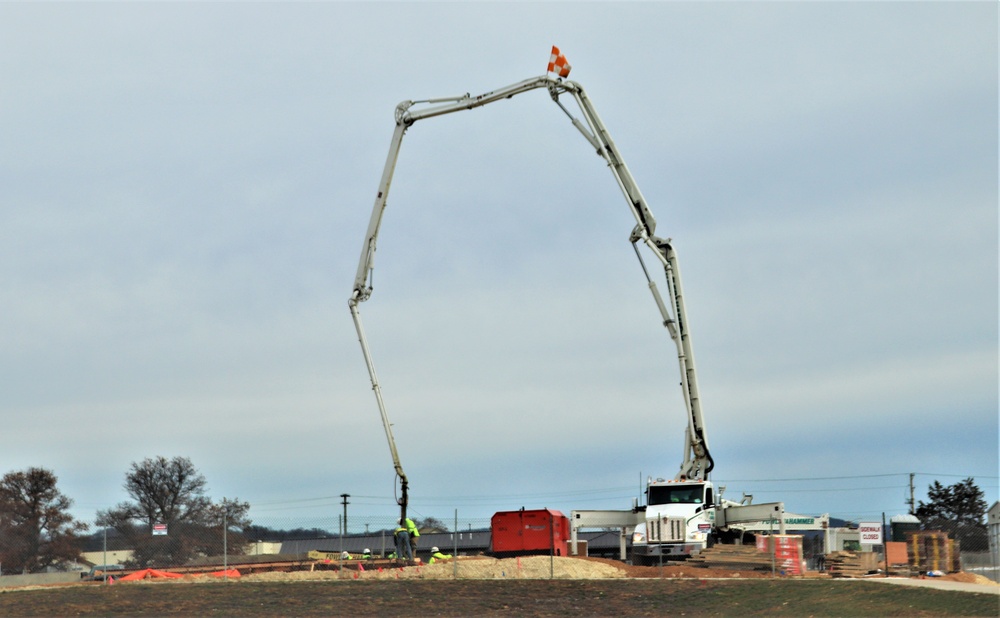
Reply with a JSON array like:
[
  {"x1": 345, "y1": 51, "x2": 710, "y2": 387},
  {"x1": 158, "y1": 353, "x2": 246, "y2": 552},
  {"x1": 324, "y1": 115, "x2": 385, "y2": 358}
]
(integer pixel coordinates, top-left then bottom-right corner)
[
  {"x1": 826, "y1": 551, "x2": 878, "y2": 578},
  {"x1": 688, "y1": 545, "x2": 774, "y2": 570}
]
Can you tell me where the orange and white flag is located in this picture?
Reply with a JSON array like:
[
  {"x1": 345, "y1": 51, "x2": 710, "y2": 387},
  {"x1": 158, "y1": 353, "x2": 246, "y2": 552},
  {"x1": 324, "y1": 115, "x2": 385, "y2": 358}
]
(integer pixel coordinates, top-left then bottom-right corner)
[{"x1": 547, "y1": 46, "x2": 571, "y2": 78}]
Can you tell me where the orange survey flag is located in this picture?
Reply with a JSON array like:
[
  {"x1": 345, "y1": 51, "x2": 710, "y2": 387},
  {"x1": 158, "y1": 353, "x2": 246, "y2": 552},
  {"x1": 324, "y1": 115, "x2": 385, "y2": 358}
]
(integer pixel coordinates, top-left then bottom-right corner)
[{"x1": 547, "y1": 46, "x2": 571, "y2": 78}]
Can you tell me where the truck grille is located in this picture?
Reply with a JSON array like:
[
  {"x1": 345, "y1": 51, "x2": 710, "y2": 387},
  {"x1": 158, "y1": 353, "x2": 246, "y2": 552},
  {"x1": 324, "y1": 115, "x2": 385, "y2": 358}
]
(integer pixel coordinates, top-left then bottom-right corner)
[{"x1": 646, "y1": 516, "x2": 685, "y2": 543}]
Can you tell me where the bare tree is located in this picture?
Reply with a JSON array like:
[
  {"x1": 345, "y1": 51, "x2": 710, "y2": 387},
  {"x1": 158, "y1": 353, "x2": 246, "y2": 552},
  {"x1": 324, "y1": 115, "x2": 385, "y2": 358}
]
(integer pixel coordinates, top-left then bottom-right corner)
[
  {"x1": 97, "y1": 456, "x2": 250, "y2": 568},
  {"x1": 0, "y1": 467, "x2": 87, "y2": 573},
  {"x1": 414, "y1": 516, "x2": 448, "y2": 533},
  {"x1": 114, "y1": 456, "x2": 212, "y2": 525},
  {"x1": 205, "y1": 497, "x2": 252, "y2": 530}
]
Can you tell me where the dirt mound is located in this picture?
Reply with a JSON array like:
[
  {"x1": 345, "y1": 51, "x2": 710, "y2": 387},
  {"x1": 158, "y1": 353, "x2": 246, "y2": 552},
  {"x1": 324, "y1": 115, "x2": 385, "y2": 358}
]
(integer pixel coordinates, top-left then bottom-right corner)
[
  {"x1": 240, "y1": 556, "x2": 780, "y2": 582},
  {"x1": 244, "y1": 556, "x2": 625, "y2": 581},
  {"x1": 575, "y1": 556, "x2": 772, "y2": 579},
  {"x1": 938, "y1": 572, "x2": 999, "y2": 586}
]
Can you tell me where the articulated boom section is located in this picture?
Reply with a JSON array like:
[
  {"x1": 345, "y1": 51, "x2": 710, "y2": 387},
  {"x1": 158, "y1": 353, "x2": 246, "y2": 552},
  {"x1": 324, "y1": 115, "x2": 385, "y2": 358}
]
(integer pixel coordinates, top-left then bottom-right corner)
[
  {"x1": 350, "y1": 71, "x2": 714, "y2": 519},
  {"x1": 653, "y1": 239, "x2": 712, "y2": 481}
]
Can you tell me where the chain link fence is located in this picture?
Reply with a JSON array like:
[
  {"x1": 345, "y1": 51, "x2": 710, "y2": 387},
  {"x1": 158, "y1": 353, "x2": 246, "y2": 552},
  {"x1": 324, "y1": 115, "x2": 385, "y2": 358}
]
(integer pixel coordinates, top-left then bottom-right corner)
[
  {"x1": 70, "y1": 513, "x2": 577, "y2": 580},
  {"x1": 1, "y1": 509, "x2": 996, "y2": 581}
]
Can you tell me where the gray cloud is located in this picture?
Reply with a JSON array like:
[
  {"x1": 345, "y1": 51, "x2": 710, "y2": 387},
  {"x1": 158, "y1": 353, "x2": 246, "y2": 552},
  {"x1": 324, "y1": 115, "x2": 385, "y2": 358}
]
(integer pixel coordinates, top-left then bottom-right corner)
[{"x1": 1, "y1": 2, "x2": 995, "y2": 526}]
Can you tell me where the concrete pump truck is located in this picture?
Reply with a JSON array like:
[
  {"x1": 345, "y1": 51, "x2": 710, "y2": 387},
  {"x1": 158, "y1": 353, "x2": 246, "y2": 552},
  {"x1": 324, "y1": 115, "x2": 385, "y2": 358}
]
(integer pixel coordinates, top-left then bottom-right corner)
[{"x1": 349, "y1": 49, "x2": 796, "y2": 555}]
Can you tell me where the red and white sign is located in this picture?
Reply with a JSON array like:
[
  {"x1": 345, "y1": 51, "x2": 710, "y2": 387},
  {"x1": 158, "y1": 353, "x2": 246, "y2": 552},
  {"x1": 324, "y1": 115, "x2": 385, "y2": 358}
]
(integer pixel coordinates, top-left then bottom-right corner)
[
  {"x1": 754, "y1": 535, "x2": 805, "y2": 575},
  {"x1": 858, "y1": 522, "x2": 883, "y2": 545},
  {"x1": 152, "y1": 523, "x2": 168, "y2": 536}
]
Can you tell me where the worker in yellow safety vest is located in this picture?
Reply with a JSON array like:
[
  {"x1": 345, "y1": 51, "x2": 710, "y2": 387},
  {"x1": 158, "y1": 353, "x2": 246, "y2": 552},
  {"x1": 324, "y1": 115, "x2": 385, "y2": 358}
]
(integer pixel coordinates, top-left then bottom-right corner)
[
  {"x1": 406, "y1": 517, "x2": 420, "y2": 544},
  {"x1": 429, "y1": 546, "x2": 452, "y2": 564},
  {"x1": 394, "y1": 517, "x2": 419, "y2": 561}
]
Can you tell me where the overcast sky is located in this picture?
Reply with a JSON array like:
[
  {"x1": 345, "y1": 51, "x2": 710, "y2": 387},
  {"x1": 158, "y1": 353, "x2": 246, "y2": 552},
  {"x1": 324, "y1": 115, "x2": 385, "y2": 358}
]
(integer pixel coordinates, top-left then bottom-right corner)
[{"x1": 2, "y1": 2, "x2": 996, "y2": 532}]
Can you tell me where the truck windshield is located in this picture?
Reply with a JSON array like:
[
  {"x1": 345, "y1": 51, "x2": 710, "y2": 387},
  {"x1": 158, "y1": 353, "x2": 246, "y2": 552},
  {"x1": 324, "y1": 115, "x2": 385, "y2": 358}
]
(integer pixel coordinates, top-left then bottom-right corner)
[{"x1": 648, "y1": 485, "x2": 704, "y2": 506}]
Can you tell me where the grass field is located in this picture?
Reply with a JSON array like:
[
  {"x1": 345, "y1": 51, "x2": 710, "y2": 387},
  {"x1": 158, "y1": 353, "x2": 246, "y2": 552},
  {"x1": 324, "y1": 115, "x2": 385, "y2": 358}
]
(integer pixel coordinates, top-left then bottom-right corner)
[{"x1": 1, "y1": 578, "x2": 997, "y2": 617}]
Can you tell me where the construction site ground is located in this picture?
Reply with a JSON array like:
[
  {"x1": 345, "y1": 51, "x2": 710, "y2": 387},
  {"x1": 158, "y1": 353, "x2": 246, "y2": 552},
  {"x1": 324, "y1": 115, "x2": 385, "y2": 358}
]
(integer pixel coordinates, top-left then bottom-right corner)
[{"x1": 0, "y1": 556, "x2": 996, "y2": 617}]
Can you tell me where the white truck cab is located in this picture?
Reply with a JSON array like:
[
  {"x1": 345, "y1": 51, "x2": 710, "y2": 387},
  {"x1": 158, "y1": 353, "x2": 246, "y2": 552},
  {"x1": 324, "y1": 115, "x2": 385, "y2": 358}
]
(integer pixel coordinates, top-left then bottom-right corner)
[{"x1": 631, "y1": 479, "x2": 717, "y2": 562}]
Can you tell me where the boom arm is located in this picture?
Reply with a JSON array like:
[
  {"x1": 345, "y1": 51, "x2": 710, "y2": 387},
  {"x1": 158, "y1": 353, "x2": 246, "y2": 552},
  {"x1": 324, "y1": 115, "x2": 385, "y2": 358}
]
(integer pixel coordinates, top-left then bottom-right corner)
[
  {"x1": 563, "y1": 85, "x2": 713, "y2": 481},
  {"x1": 349, "y1": 74, "x2": 713, "y2": 522}
]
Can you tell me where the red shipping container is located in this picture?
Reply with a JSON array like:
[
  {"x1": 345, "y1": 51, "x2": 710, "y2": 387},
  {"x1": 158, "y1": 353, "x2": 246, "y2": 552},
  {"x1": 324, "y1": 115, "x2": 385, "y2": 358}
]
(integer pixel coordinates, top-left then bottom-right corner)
[{"x1": 491, "y1": 509, "x2": 569, "y2": 556}]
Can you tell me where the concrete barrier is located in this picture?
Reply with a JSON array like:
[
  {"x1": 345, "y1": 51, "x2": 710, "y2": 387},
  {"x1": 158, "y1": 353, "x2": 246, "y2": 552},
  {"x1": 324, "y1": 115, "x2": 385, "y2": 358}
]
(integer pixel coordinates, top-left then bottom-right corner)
[{"x1": 0, "y1": 572, "x2": 82, "y2": 588}]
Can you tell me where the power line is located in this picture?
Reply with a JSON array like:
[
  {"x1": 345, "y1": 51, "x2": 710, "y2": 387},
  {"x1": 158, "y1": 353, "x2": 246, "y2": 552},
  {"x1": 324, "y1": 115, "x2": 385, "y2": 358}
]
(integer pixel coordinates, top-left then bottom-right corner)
[
  {"x1": 916, "y1": 473, "x2": 1000, "y2": 478},
  {"x1": 245, "y1": 472, "x2": 997, "y2": 511},
  {"x1": 719, "y1": 472, "x2": 998, "y2": 483},
  {"x1": 748, "y1": 485, "x2": 907, "y2": 494},
  {"x1": 715, "y1": 473, "x2": 905, "y2": 483}
]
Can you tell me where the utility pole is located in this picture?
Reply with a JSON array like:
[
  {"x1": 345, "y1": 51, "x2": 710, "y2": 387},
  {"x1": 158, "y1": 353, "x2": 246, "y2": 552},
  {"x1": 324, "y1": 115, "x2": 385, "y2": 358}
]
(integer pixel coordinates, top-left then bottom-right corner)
[
  {"x1": 340, "y1": 493, "x2": 350, "y2": 534},
  {"x1": 907, "y1": 473, "x2": 916, "y2": 515}
]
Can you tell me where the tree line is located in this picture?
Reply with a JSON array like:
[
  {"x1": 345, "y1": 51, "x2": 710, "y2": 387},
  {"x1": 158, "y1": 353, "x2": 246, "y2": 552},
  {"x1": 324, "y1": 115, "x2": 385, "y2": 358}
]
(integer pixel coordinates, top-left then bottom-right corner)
[
  {"x1": 0, "y1": 462, "x2": 993, "y2": 574},
  {"x1": 0, "y1": 456, "x2": 249, "y2": 574}
]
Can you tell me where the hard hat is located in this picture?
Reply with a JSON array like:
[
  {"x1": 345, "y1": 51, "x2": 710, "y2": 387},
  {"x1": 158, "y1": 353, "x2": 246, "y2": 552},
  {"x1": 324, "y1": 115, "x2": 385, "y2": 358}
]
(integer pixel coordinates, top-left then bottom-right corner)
[
  {"x1": 431, "y1": 546, "x2": 439, "y2": 553},
  {"x1": 364, "y1": 548, "x2": 371, "y2": 553}
]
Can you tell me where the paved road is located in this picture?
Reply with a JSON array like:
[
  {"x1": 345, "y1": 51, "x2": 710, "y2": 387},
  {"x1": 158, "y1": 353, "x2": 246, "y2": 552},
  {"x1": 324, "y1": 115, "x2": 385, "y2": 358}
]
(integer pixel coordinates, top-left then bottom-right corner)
[{"x1": 865, "y1": 576, "x2": 1000, "y2": 595}]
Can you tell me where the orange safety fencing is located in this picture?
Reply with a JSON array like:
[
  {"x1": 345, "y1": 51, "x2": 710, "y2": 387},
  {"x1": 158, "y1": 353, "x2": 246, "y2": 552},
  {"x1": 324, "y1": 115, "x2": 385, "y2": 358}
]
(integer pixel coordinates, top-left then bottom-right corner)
[
  {"x1": 115, "y1": 568, "x2": 241, "y2": 582},
  {"x1": 118, "y1": 569, "x2": 185, "y2": 581}
]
